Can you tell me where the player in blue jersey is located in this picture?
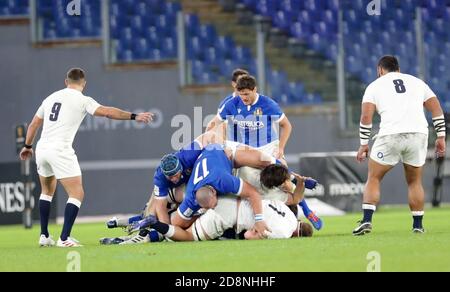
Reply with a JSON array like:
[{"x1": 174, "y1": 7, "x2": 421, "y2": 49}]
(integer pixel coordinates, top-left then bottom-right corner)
[
  {"x1": 209, "y1": 75, "x2": 323, "y2": 230},
  {"x1": 206, "y1": 68, "x2": 249, "y2": 135},
  {"x1": 101, "y1": 131, "x2": 223, "y2": 244},
  {"x1": 217, "y1": 74, "x2": 291, "y2": 155},
  {"x1": 170, "y1": 143, "x2": 290, "y2": 237},
  {"x1": 129, "y1": 165, "x2": 314, "y2": 242},
  {"x1": 103, "y1": 133, "x2": 280, "y2": 244}
]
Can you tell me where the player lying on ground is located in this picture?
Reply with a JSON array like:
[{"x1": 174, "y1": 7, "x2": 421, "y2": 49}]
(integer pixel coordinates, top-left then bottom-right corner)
[
  {"x1": 102, "y1": 160, "x2": 318, "y2": 244},
  {"x1": 107, "y1": 130, "x2": 222, "y2": 230},
  {"x1": 102, "y1": 141, "x2": 290, "y2": 244},
  {"x1": 130, "y1": 166, "x2": 313, "y2": 241}
]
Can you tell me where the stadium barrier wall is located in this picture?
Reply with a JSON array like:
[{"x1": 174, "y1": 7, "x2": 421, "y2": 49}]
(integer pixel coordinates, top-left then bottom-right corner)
[{"x1": 0, "y1": 162, "x2": 57, "y2": 226}]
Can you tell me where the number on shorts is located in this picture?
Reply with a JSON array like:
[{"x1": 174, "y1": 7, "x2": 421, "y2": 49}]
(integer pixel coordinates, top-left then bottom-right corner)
[
  {"x1": 193, "y1": 158, "x2": 210, "y2": 184},
  {"x1": 49, "y1": 103, "x2": 62, "y2": 121},
  {"x1": 268, "y1": 204, "x2": 286, "y2": 217},
  {"x1": 393, "y1": 79, "x2": 406, "y2": 94}
]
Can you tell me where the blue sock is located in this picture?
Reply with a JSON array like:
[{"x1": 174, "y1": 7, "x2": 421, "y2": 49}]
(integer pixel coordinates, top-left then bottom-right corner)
[
  {"x1": 128, "y1": 215, "x2": 143, "y2": 224},
  {"x1": 39, "y1": 195, "x2": 53, "y2": 237},
  {"x1": 60, "y1": 199, "x2": 81, "y2": 241},
  {"x1": 299, "y1": 199, "x2": 312, "y2": 216},
  {"x1": 149, "y1": 230, "x2": 162, "y2": 242},
  {"x1": 362, "y1": 204, "x2": 376, "y2": 223},
  {"x1": 412, "y1": 211, "x2": 424, "y2": 229}
]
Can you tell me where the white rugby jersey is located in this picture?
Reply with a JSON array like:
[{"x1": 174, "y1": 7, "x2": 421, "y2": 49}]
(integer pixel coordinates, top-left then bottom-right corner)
[
  {"x1": 35, "y1": 88, "x2": 101, "y2": 146},
  {"x1": 362, "y1": 72, "x2": 436, "y2": 137}
]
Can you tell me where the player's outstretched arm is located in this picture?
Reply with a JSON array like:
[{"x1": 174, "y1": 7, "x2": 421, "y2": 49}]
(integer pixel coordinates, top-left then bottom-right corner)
[
  {"x1": 290, "y1": 173, "x2": 306, "y2": 205},
  {"x1": 19, "y1": 115, "x2": 43, "y2": 161},
  {"x1": 239, "y1": 181, "x2": 271, "y2": 238},
  {"x1": 94, "y1": 106, "x2": 153, "y2": 123},
  {"x1": 276, "y1": 116, "x2": 292, "y2": 159}
]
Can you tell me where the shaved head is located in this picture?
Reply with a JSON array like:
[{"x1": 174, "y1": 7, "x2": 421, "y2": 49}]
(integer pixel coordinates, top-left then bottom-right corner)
[{"x1": 196, "y1": 186, "x2": 218, "y2": 209}]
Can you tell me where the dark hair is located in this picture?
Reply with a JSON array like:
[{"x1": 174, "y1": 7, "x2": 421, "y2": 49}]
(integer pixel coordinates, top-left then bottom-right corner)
[
  {"x1": 67, "y1": 68, "x2": 86, "y2": 83},
  {"x1": 231, "y1": 69, "x2": 249, "y2": 82},
  {"x1": 236, "y1": 75, "x2": 257, "y2": 91},
  {"x1": 260, "y1": 164, "x2": 290, "y2": 189},
  {"x1": 378, "y1": 55, "x2": 400, "y2": 72},
  {"x1": 298, "y1": 221, "x2": 313, "y2": 237}
]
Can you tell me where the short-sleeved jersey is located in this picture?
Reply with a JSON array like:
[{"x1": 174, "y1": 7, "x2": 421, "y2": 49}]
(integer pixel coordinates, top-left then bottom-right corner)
[
  {"x1": 237, "y1": 199, "x2": 297, "y2": 239},
  {"x1": 153, "y1": 141, "x2": 203, "y2": 200},
  {"x1": 178, "y1": 144, "x2": 244, "y2": 220},
  {"x1": 36, "y1": 88, "x2": 101, "y2": 146},
  {"x1": 218, "y1": 94, "x2": 285, "y2": 148},
  {"x1": 193, "y1": 198, "x2": 297, "y2": 240},
  {"x1": 362, "y1": 72, "x2": 436, "y2": 137},
  {"x1": 217, "y1": 93, "x2": 235, "y2": 114}
]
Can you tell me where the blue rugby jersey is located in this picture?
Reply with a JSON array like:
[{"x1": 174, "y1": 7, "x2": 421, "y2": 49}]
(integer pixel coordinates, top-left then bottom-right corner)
[
  {"x1": 218, "y1": 94, "x2": 285, "y2": 148},
  {"x1": 153, "y1": 141, "x2": 203, "y2": 200},
  {"x1": 178, "y1": 144, "x2": 243, "y2": 219}
]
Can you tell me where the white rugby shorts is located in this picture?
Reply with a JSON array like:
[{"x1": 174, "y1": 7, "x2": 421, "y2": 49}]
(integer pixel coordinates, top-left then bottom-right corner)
[
  {"x1": 36, "y1": 142, "x2": 81, "y2": 179},
  {"x1": 370, "y1": 133, "x2": 428, "y2": 167}
]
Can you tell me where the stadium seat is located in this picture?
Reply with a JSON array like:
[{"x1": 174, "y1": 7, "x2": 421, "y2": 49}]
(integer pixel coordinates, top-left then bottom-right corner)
[
  {"x1": 37, "y1": 0, "x2": 101, "y2": 40},
  {"x1": 0, "y1": 0, "x2": 29, "y2": 16}
]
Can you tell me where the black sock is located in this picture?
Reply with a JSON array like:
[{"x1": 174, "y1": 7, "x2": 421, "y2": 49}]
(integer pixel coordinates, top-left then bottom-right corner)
[
  {"x1": 413, "y1": 216, "x2": 423, "y2": 229},
  {"x1": 60, "y1": 199, "x2": 81, "y2": 241},
  {"x1": 150, "y1": 221, "x2": 170, "y2": 235},
  {"x1": 39, "y1": 195, "x2": 52, "y2": 237},
  {"x1": 412, "y1": 211, "x2": 424, "y2": 229},
  {"x1": 362, "y1": 204, "x2": 376, "y2": 223}
]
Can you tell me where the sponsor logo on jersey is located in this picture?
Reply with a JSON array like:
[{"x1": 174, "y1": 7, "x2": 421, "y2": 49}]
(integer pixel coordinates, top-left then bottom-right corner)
[{"x1": 232, "y1": 119, "x2": 265, "y2": 130}]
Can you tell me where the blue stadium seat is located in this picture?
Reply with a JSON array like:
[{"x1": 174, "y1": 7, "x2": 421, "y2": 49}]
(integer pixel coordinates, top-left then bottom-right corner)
[
  {"x1": 215, "y1": 36, "x2": 235, "y2": 58},
  {"x1": 198, "y1": 24, "x2": 217, "y2": 47},
  {"x1": 185, "y1": 13, "x2": 200, "y2": 36},
  {"x1": 0, "y1": 0, "x2": 29, "y2": 16},
  {"x1": 161, "y1": 37, "x2": 177, "y2": 59},
  {"x1": 38, "y1": 0, "x2": 101, "y2": 40},
  {"x1": 133, "y1": 38, "x2": 151, "y2": 60}
]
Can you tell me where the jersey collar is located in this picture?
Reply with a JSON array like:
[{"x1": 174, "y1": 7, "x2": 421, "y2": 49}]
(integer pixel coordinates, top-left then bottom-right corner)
[{"x1": 246, "y1": 93, "x2": 260, "y2": 110}]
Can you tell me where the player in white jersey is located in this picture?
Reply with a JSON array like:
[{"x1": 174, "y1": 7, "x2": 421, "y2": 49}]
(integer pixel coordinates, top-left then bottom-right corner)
[
  {"x1": 353, "y1": 56, "x2": 446, "y2": 235},
  {"x1": 129, "y1": 169, "x2": 313, "y2": 241},
  {"x1": 19, "y1": 68, "x2": 153, "y2": 247}
]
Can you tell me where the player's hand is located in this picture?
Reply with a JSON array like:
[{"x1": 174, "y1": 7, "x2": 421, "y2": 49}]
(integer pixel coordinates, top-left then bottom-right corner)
[
  {"x1": 135, "y1": 112, "x2": 154, "y2": 124},
  {"x1": 356, "y1": 145, "x2": 369, "y2": 163},
  {"x1": 273, "y1": 148, "x2": 285, "y2": 160},
  {"x1": 292, "y1": 173, "x2": 306, "y2": 187},
  {"x1": 254, "y1": 220, "x2": 271, "y2": 239},
  {"x1": 19, "y1": 148, "x2": 33, "y2": 161},
  {"x1": 435, "y1": 137, "x2": 446, "y2": 158}
]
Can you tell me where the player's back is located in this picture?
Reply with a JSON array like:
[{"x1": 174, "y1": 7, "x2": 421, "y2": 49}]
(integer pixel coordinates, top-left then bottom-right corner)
[
  {"x1": 37, "y1": 88, "x2": 99, "y2": 146},
  {"x1": 364, "y1": 72, "x2": 435, "y2": 136},
  {"x1": 237, "y1": 199, "x2": 297, "y2": 239}
]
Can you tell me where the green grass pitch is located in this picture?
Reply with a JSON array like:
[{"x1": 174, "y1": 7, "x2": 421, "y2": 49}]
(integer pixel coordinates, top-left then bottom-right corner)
[{"x1": 1, "y1": 206, "x2": 450, "y2": 272}]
